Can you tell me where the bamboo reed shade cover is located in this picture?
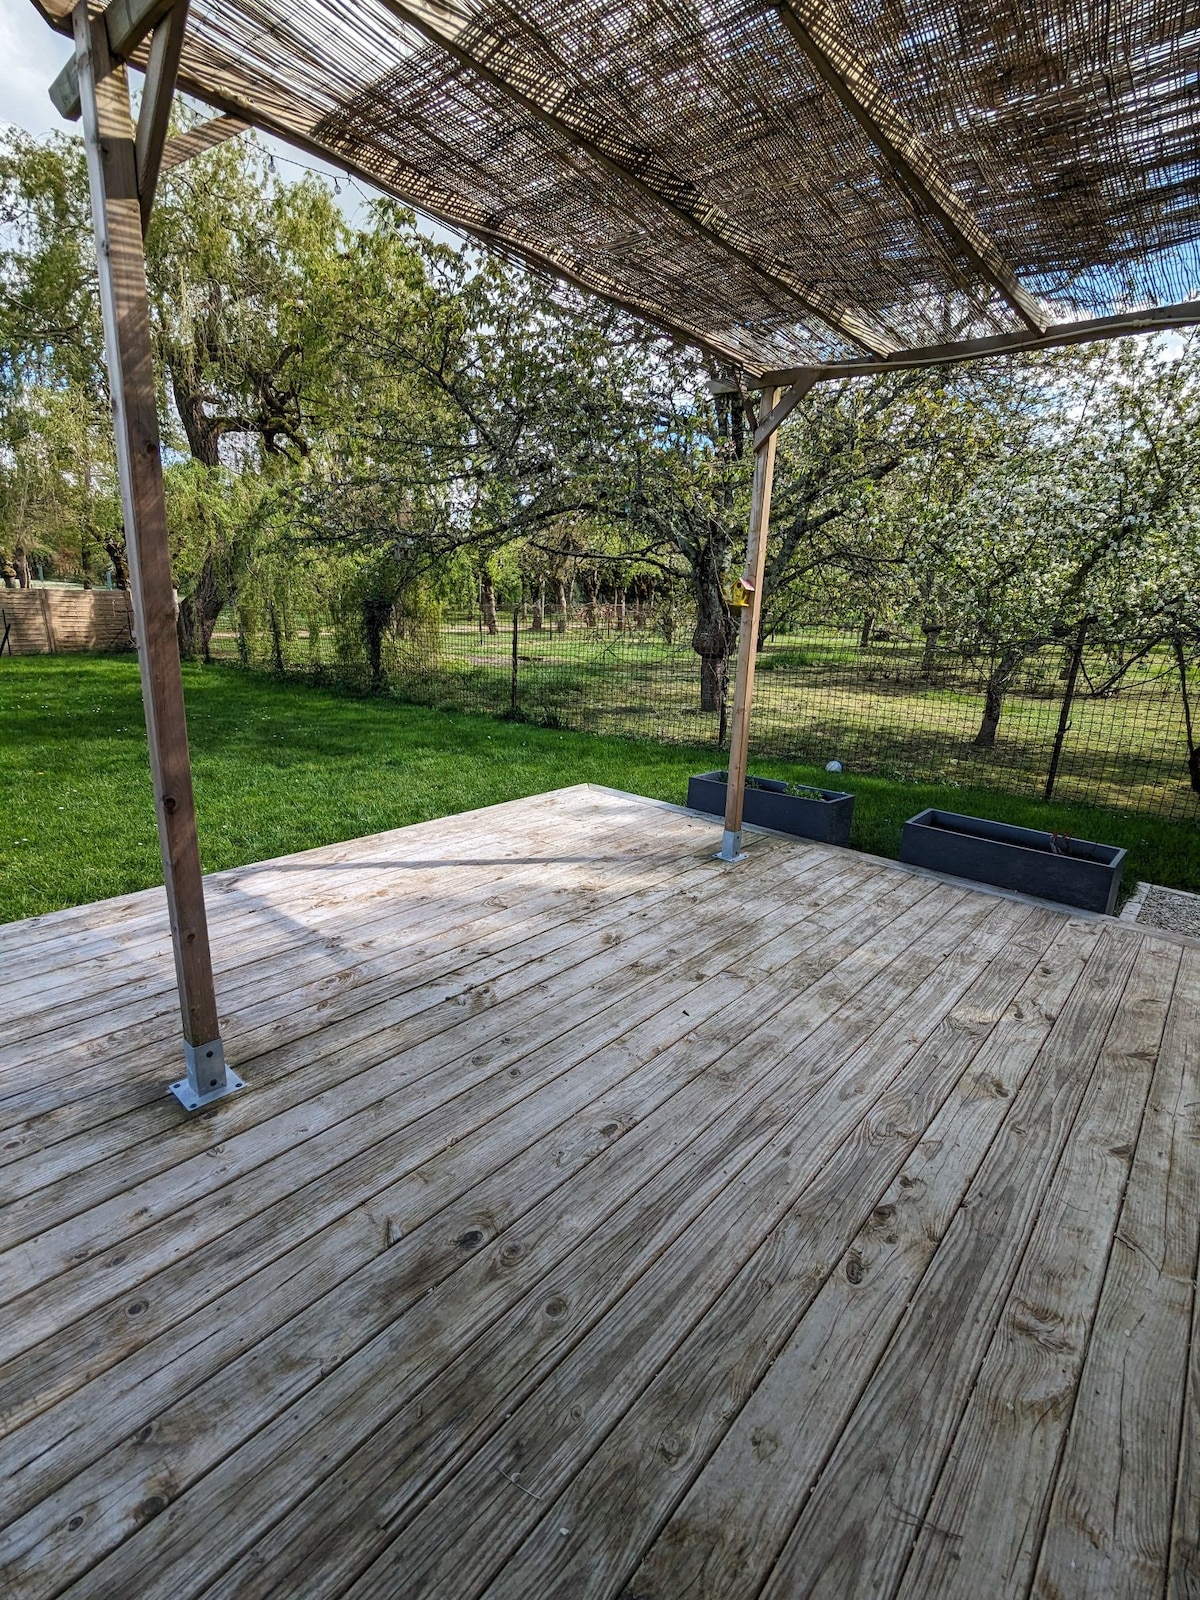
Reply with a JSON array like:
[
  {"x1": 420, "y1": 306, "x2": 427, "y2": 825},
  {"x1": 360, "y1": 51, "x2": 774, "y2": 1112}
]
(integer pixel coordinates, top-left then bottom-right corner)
[{"x1": 50, "y1": 0, "x2": 1200, "y2": 371}]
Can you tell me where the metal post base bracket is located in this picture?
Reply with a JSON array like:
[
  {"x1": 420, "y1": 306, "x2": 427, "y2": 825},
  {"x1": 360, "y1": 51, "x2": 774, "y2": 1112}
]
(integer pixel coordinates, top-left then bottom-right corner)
[
  {"x1": 170, "y1": 1037, "x2": 246, "y2": 1112},
  {"x1": 716, "y1": 828, "x2": 747, "y2": 863}
]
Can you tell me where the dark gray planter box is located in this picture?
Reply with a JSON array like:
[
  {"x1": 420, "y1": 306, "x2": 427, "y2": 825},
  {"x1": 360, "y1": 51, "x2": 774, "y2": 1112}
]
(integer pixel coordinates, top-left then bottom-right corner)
[
  {"x1": 900, "y1": 808, "x2": 1126, "y2": 914},
  {"x1": 687, "y1": 770, "x2": 854, "y2": 847}
]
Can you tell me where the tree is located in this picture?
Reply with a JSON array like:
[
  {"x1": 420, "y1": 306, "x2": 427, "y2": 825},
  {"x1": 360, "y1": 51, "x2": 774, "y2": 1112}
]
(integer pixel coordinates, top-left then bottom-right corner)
[
  {"x1": 0, "y1": 124, "x2": 363, "y2": 654},
  {"x1": 303, "y1": 225, "x2": 693, "y2": 686},
  {"x1": 917, "y1": 340, "x2": 1200, "y2": 746}
]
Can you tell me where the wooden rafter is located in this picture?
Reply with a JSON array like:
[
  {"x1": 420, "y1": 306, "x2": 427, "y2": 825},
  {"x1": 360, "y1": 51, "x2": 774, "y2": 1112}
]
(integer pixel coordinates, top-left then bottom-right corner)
[
  {"x1": 771, "y1": 0, "x2": 1048, "y2": 334},
  {"x1": 375, "y1": 0, "x2": 898, "y2": 358},
  {"x1": 157, "y1": 112, "x2": 248, "y2": 175},
  {"x1": 758, "y1": 299, "x2": 1200, "y2": 384}
]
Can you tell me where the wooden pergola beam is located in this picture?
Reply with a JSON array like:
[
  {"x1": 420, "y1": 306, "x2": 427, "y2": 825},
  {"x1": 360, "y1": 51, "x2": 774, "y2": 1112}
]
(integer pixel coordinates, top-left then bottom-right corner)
[
  {"x1": 157, "y1": 111, "x2": 248, "y2": 175},
  {"x1": 52, "y1": 0, "x2": 178, "y2": 118},
  {"x1": 772, "y1": 0, "x2": 1048, "y2": 334},
  {"x1": 376, "y1": 0, "x2": 898, "y2": 357},
  {"x1": 758, "y1": 299, "x2": 1200, "y2": 384},
  {"x1": 72, "y1": 0, "x2": 243, "y2": 1110}
]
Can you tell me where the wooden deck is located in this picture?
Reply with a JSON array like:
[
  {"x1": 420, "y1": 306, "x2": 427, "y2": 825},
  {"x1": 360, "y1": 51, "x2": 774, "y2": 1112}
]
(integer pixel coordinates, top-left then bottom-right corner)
[{"x1": 1, "y1": 784, "x2": 1198, "y2": 1600}]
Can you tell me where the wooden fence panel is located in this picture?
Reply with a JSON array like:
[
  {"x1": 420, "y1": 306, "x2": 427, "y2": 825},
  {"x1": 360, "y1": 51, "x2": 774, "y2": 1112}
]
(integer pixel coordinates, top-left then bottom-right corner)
[{"x1": 0, "y1": 589, "x2": 136, "y2": 656}]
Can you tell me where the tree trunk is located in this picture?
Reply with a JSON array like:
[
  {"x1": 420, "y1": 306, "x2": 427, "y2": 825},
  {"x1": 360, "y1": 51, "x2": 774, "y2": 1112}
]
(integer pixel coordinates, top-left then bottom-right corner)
[
  {"x1": 859, "y1": 614, "x2": 874, "y2": 649},
  {"x1": 268, "y1": 602, "x2": 285, "y2": 674},
  {"x1": 170, "y1": 367, "x2": 223, "y2": 469},
  {"x1": 1173, "y1": 636, "x2": 1200, "y2": 796},
  {"x1": 532, "y1": 583, "x2": 544, "y2": 631},
  {"x1": 13, "y1": 547, "x2": 30, "y2": 588},
  {"x1": 921, "y1": 624, "x2": 941, "y2": 673},
  {"x1": 974, "y1": 647, "x2": 1025, "y2": 747},
  {"x1": 699, "y1": 652, "x2": 727, "y2": 713},
  {"x1": 555, "y1": 578, "x2": 568, "y2": 633},
  {"x1": 691, "y1": 549, "x2": 733, "y2": 714},
  {"x1": 104, "y1": 533, "x2": 129, "y2": 589},
  {"x1": 480, "y1": 575, "x2": 498, "y2": 635},
  {"x1": 615, "y1": 589, "x2": 626, "y2": 632},
  {"x1": 170, "y1": 367, "x2": 232, "y2": 661},
  {"x1": 177, "y1": 551, "x2": 226, "y2": 662},
  {"x1": 363, "y1": 596, "x2": 391, "y2": 692}
]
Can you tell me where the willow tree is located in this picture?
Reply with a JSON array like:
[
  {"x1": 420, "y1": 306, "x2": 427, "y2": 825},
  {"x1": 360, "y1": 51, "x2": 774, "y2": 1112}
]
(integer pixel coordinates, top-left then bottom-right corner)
[{"x1": 0, "y1": 124, "x2": 362, "y2": 655}]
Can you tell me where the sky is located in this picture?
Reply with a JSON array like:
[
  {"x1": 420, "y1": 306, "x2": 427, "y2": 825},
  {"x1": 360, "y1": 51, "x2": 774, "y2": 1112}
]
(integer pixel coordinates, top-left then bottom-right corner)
[{"x1": 1, "y1": 0, "x2": 74, "y2": 136}]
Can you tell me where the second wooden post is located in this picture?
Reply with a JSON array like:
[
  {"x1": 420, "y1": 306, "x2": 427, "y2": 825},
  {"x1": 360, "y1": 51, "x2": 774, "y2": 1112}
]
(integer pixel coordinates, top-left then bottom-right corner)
[{"x1": 719, "y1": 387, "x2": 781, "y2": 861}]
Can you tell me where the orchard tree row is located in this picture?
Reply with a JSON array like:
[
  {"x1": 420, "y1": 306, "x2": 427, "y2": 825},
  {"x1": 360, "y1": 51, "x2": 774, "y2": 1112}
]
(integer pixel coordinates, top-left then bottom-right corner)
[{"x1": 2, "y1": 122, "x2": 1198, "y2": 761}]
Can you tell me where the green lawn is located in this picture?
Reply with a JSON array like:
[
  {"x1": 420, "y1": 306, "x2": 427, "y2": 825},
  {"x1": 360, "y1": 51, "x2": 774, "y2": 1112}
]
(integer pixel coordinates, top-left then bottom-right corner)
[
  {"x1": 215, "y1": 611, "x2": 1200, "y2": 820},
  {"x1": 1, "y1": 655, "x2": 1197, "y2": 923}
]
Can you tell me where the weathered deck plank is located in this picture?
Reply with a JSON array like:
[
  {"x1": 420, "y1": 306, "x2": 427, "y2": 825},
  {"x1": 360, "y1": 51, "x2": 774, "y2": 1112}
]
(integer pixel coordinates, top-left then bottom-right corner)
[
  {"x1": 0, "y1": 786, "x2": 1194, "y2": 1600},
  {"x1": 896, "y1": 934, "x2": 1178, "y2": 1598},
  {"x1": 1035, "y1": 944, "x2": 1200, "y2": 1598},
  {"x1": 624, "y1": 915, "x2": 1101, "y2": 1600}
]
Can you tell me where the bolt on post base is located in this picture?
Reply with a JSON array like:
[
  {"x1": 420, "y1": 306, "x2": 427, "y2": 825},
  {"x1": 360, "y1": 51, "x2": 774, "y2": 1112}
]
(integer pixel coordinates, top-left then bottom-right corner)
[
  {"x1": 716, "y1": 828, "x2": 746, "y2": 863},
  {"x1": 170, "y1": 1036, "x2": 246, "y2": 1112}
]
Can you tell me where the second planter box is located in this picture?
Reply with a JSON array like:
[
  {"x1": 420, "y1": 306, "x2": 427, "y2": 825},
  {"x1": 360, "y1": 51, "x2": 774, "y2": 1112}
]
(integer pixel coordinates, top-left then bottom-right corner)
[{"x1": 900, "y1": 808, "x2": 1125, "y2": 914}]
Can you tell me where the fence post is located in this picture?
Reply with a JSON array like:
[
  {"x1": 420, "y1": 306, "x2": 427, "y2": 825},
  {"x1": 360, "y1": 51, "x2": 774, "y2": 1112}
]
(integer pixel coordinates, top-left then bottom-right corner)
[
  {"x1": 510, "y1": 607, "x2": 519, "y2": 718},
  {"x1": 1174, "y1": 635, "x2": 1200, "y2": 795},
  {"x1": 1044, "y1": 618, "x2": 1088, "y2": 802}
]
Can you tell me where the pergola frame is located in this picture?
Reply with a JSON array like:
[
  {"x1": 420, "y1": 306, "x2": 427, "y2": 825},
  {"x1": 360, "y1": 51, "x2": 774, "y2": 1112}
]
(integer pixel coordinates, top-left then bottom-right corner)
[{"x1": 35, "y1": 0, "x2": 1200, "y2": 1106}]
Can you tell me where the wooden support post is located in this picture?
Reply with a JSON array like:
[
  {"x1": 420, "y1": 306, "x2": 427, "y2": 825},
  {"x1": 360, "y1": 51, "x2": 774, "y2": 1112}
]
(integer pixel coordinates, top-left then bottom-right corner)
[
  {"x1": 719, "y1": 385, "x2": 782, "y2": 861},
  {"x1": 74, "y1": 1, "x2": 242, "y2": 1110}
]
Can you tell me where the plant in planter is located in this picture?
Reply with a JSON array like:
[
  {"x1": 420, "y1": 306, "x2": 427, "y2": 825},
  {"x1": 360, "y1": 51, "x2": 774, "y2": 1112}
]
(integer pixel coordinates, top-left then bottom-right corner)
[
  {"x1": 687, "y1": 770, "x2": 854, "y2": 847},
  {"x1": 900, "y1": 808, "x2": 1126, "y2": 914}
]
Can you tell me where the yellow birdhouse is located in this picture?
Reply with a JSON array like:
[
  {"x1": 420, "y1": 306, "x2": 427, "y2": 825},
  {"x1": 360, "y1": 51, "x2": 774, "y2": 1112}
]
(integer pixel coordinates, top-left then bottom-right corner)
[{"x1": 728, "y1": 576, "x2": 754, "y2": 609}]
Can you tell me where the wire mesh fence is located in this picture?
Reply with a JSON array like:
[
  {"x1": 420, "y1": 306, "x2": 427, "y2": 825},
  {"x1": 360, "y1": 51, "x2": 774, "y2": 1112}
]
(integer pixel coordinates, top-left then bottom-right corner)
[{"x1": 210, "y1": 602, "x2": 1200, "y2": 822}]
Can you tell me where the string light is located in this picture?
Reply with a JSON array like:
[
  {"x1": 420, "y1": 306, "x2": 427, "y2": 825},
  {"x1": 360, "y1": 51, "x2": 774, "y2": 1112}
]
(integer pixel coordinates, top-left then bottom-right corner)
[{"x1": 260, "y1": 145, "x2": 376, "y2": 209}]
